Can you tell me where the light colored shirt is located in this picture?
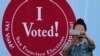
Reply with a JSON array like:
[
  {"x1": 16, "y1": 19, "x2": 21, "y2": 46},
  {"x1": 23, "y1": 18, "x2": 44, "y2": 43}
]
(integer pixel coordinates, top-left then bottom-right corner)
[{"x1": 62, "y1": 39, "x2": 95, "y2": 56}]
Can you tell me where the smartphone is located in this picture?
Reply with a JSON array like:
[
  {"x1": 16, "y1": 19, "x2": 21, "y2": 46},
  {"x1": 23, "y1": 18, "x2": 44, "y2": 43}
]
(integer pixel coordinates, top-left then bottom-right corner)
[{"x1": 69, "y1": 29, "x2": 80, "y2": 36}]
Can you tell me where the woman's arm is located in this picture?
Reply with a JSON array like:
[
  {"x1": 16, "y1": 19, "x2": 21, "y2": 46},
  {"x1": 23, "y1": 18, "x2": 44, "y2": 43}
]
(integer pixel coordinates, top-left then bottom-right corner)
[
  {"x1": 86, "y1": 37, "x2": 95, "y2": 51},
  {"x1": 62, "y1": 41, "x2": 73, "y2": 56},
  {"x1": 62, "y1": 37, "x2": 78, "y2": 55},
  {"x1": 81, "y1": 32, "x2": 95, "y2": 51}
]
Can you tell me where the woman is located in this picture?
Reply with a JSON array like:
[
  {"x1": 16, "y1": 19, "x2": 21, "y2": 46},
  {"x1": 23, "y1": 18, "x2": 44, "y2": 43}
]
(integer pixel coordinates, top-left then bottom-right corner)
[{"x1": 62, "y1": 18, "x2": 95, "y2": 56}]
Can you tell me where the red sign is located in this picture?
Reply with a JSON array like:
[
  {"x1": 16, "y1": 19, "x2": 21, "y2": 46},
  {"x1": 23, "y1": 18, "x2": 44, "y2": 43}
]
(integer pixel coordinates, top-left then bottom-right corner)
[{"x1": 2, "y1": 0, "x2": 76, "y2": 56}]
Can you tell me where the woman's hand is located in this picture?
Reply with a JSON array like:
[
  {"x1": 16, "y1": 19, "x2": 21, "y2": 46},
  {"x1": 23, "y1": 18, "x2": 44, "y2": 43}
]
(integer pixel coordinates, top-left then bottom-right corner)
[
  {"x1": 72, "y1": 36, "x2": 80, "y2": 45},
  {"x1": 80, "y1": 31, "x2": 95, "y2": 46},
  {"x1": 80, "y1": 32, "x2": 88, "y2": 38}
]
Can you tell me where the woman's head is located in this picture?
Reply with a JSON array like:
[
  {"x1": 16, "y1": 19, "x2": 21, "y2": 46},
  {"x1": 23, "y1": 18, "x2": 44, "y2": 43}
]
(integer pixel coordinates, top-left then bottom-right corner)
[{"x1": 74, "y1": 18, "x2": 87, "y2": 34}]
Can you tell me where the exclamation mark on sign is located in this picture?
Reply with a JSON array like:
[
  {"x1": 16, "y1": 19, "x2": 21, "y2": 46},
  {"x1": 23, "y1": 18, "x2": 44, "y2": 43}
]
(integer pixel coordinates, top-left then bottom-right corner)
[{"x1": 55, "y1": 21, "x2": 58, "y2": 37}]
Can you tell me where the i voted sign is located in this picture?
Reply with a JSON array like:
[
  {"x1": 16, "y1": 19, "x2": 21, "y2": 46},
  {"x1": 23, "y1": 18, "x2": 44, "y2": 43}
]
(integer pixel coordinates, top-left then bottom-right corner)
[{"x1": 2, "y1": 0, "x2": 76, "y2": 56}]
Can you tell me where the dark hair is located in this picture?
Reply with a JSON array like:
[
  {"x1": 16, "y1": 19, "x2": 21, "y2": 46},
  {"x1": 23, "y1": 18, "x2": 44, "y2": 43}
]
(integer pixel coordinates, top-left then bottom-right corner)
[{"x1": 73, "y1": 18, "x2": 87, "y2": 31}]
